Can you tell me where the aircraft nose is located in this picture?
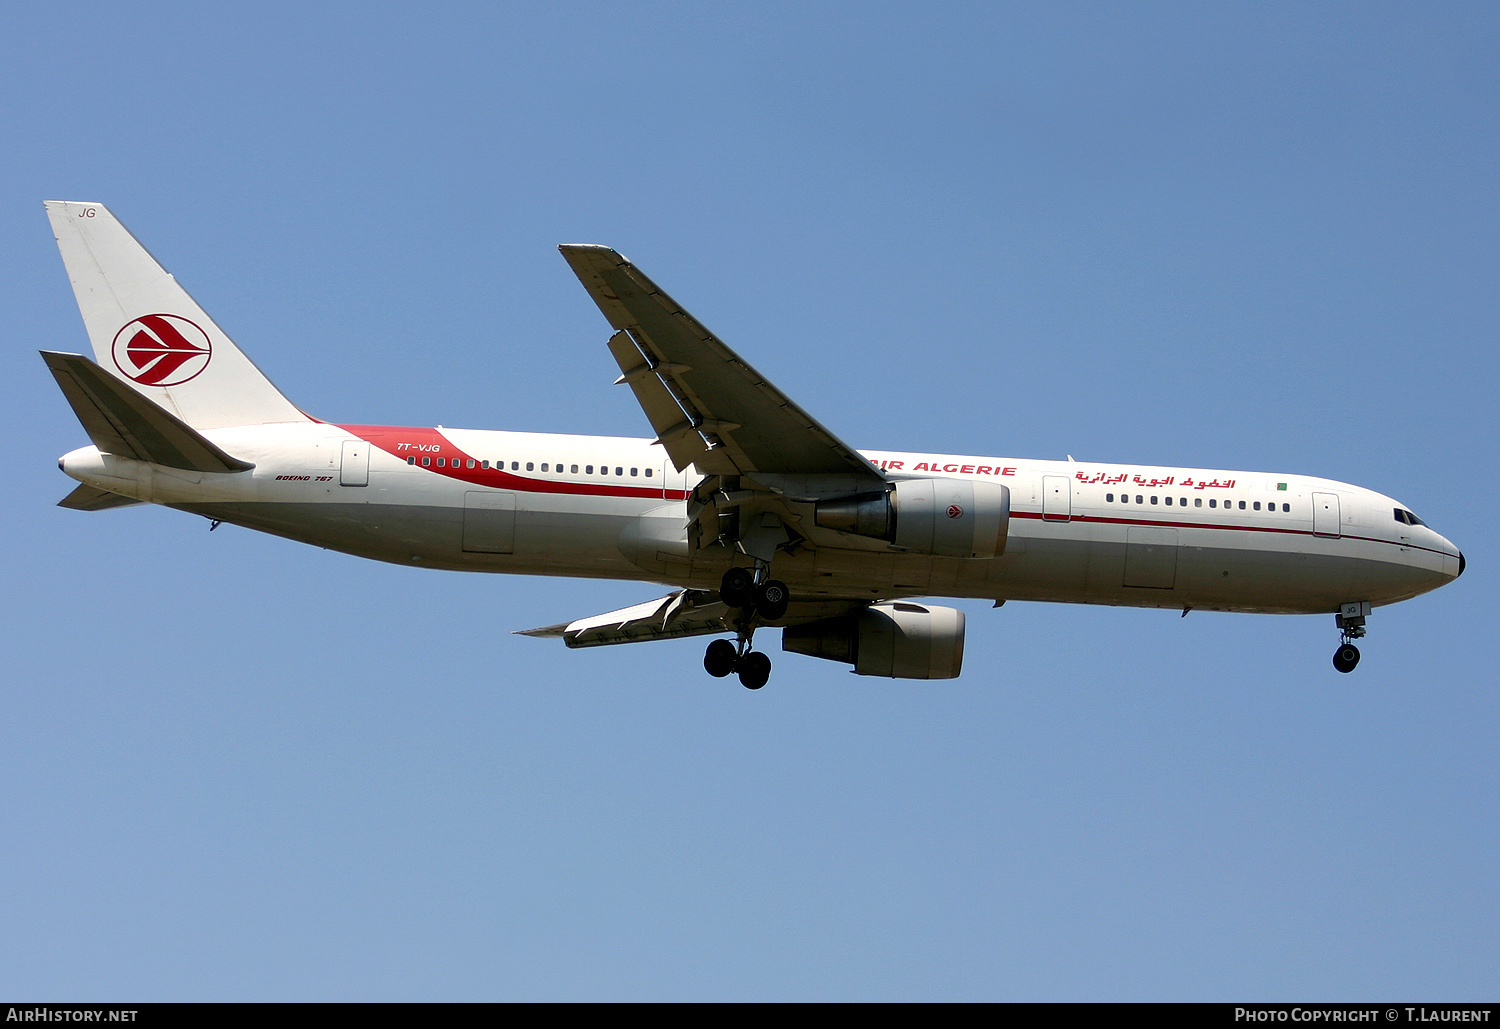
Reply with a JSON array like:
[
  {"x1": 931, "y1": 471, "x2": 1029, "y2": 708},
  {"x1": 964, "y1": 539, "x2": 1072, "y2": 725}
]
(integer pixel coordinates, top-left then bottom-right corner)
[{"x1": 1458, "y1": 551, "x2": 1465, "y2": 578}]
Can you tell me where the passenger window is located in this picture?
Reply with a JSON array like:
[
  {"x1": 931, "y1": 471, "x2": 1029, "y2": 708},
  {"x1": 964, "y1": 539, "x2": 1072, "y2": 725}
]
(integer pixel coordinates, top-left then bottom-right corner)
[
  {"x1": 481, "y1": 460, "x2": 489, "y2": 469},
  {"x1": 1165, "y1": 497, "x2": 1172, "y2": 506},
  {"x1": 630, "y1": 468, "x2": 638, "y2": 477},
  {"x1": 1253, "y1": 501, "x2": 1261, "y2": 511},
  {"x1": 467, "y1": 459, "x2": 475, "y2": 469},
  {"x1": 437, "y1": 458, "x2": 445, "y2": 467},
  {"x1": 1194, "y1": 498, "x2": 1202, "y2": 507},
  {"x1": 526, "y1": 462, "x2": 534, "y2": 471},
  {"x1": 586, "y1": 465, "x2": 594, "y2": 474},
  {"x1": 406, "y1": 456, "x2": 415, "y2": 465},
  {"x1": 1238, "y1": 501, "x2": 1246, "y2": 510},
  {"x1": 1135, "y1": 495, "x2": 1143, "y2": 504},
  {"x1": 511, "y1": 462, "x2": 518, "y2": 470},
  {"x1": 616, "y1": 467, "x2": 623, "y2": 476},
  {"x1": 1209, "y1": 499, "x2": 1216, "y2": 508},
  {"x1": 1180, "y1": 498, "x2": 1186, "y2": 506},
  {"x1": 571, "y1": 465, "x2": 578, "y2": 473},
  {"x1": 1283, "y1": 503, "x2": 1290, "y2": 513},
  {"x1": 1150, "y1": 496, "x2": 1158, "y2": 505},
  {"x1": 1106, "y1": 493, "x2": 1114, "y2": 503},
  {"x1": 645, "y1": 468, "x2": 652, "y2": 477}
]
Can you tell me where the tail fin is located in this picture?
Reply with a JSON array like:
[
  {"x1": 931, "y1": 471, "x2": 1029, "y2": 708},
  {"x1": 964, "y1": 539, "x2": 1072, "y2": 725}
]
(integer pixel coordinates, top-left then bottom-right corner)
[{"x1": 45, "y1": 201, "x2": 308, "y2": 430}]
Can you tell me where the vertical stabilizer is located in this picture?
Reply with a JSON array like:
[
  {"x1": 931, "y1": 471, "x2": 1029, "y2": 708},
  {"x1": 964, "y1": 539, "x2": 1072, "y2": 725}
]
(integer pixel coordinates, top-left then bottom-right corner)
[{"x1": 45, "y1": 201, "x2": 308, "y2": 429}]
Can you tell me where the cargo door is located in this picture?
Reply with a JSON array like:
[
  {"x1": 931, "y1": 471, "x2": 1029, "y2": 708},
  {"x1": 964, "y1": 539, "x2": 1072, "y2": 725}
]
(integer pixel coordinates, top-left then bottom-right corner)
[
  {"x1": 463, "y1": 491, "x2": 516, "y2": 554},
  {"x1": 1123, "y1": 526, "x2": 1179, "y2": 589}
]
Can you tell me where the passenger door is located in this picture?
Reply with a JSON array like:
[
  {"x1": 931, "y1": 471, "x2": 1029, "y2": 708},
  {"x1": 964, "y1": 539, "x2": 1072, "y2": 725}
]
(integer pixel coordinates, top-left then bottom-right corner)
[{"x1": 1313, "y1": 492, "x2": 1341, "y2": 538}]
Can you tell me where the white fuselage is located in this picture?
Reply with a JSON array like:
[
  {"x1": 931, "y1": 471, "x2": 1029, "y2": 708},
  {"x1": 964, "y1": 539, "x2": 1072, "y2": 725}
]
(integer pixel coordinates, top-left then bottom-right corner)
[{"x1": 58, "y1": 420, "x2": 1463, "y2": 617}]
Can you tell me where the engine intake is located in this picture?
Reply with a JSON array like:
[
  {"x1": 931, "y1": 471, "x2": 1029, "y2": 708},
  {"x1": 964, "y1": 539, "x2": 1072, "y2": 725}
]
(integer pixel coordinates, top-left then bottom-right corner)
[
  {"x1": 814, "y1": 479, "x2": 1009, "y2": 558},
  {"x1": 783, "y1": 602, "x2": 966, "y2": 679}
]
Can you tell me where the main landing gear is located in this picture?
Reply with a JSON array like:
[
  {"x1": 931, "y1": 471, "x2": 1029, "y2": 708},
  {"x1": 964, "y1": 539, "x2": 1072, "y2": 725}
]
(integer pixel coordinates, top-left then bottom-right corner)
[
  {"x1": 703, "y1": 638, "x2": 771, "y2": 689},
  {"x1": 717, "y1": 566, "x2": 789, "y2": 620},
  {"x1": 704, "y1": 566, "x2": 791, "y2": 689},
  {"x1": 1332, "y1": 602, "x2": 1371, "y2": 674}
]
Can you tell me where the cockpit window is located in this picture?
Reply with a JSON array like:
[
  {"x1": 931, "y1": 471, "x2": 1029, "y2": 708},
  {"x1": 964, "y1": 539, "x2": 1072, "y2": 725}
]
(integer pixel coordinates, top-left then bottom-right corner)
[{"x1": 1394, "y1": 508, "x2": 1426, "y2": 527}]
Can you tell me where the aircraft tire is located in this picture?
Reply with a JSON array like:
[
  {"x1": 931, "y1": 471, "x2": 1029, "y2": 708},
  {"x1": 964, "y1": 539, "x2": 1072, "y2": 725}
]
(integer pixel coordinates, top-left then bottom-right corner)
[
  {"x1": 720, "y1": 567, "x2": 755, "y2": 608},
  {"x1": 704, "y1": 639, "x2": 738, "y2": 678},
  {"x1": 755, "y1": 579, "x2": 790, "y2": 621},
  {"x1": 738, "y1": 651, "x2": 771, "y2": 690},
  {"x1": 1333, "y1": 643, "x2": 1361, "y2": 673}
]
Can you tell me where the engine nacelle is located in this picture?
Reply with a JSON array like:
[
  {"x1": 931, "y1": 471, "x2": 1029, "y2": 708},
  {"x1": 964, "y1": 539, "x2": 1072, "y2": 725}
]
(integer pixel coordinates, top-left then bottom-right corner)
[
  {"x1": 782, "y1": 602, "x2": 966, "y2": 679},
  {"x1": 814, "y1": 479, "x2": 1009, "y2": 558}
]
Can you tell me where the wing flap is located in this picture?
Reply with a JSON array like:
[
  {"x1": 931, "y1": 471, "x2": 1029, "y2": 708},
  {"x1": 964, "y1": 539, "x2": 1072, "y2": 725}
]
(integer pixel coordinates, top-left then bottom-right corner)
[
  {"x1": 606, "y1": 330, "x2": 709, "y2": 473},
  {"x1": 42, "y1": 351, "x2": 254, "y2": 473}
]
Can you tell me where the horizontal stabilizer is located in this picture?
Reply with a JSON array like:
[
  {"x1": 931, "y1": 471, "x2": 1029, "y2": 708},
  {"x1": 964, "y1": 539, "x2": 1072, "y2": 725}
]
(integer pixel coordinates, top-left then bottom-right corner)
[
  {"x1": 57, "y1": 483, "x2": 144, "y2": 511},
  {"x1": 42, "y1": 351, "x2": 254, "y2": 473}
]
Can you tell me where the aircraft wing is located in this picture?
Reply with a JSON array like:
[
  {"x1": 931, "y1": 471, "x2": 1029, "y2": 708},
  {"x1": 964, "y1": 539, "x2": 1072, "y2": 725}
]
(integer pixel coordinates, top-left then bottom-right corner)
[
  {"x1": 558, "y1": 245, "x2": 887, "y2": 487},
  {"x1": 517, "y1": 590, "x2": 861, "y2": 649},
  {"x1": 516, "y1": 590, "x2": 732, "y2": 648}
]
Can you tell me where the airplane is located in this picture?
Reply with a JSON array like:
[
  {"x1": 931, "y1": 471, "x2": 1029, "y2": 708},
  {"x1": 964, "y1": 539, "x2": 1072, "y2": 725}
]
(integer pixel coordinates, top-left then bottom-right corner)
[{"x1": 41, "y1": 201, "x2": 1464, "y2": 689}]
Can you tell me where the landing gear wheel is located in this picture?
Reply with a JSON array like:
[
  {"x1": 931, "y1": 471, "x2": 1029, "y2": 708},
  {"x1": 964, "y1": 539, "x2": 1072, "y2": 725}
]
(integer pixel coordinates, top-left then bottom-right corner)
[
  {"x1": 704, "y1": 638, "x2": 737, "y2": 678},
  {"x1": 755, "y1": 579, "x2": 790, "y2": 621},
  {"x1": 738, "y1": 651, "x2": 771, "y2": 690},
  {"x1": 1333, "y1": 643, "x2": 1361, "y2": 674},
  {"x1": 720, "y1": 567, "x2": 755, "y2": 608}
]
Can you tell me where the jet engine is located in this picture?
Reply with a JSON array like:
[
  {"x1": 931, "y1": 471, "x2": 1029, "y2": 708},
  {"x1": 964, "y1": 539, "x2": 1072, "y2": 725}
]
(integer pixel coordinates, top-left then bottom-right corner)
[
  {"x1": 814, "y1": 479, "x2": 1009, "y2": 558},
  {"x1": 782, "y1": 602, "x2": 966, "y2": 679}
]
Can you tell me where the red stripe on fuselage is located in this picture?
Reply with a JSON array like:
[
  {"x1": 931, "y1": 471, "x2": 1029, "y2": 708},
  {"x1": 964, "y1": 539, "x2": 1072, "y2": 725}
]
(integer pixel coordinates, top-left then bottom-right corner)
[
  {"x1": 337, "y1": 424, "x2": 688, "y2": 501},
  {"x1": 335, "y1": 425, "x2": 1444, "y2": 559}
]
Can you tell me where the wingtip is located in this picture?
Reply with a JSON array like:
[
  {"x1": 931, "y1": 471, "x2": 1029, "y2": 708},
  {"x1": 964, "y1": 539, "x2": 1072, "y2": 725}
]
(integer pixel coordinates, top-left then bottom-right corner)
[{"x1": 515, "y1": 624, "x2": 569, "y2": 638}]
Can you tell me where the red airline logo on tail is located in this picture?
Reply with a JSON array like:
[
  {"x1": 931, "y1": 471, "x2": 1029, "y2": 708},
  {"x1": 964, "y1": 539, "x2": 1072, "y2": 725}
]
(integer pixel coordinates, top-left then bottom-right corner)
[{"x1": 111, "y1": 314, "x2": 212, "y2": 386}]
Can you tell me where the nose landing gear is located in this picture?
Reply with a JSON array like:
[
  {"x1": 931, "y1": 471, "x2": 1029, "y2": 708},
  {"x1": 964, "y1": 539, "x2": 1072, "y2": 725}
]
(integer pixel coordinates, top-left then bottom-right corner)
[{"x1": 1332, "y1": 601, "x2": 1371, "y2": 674}]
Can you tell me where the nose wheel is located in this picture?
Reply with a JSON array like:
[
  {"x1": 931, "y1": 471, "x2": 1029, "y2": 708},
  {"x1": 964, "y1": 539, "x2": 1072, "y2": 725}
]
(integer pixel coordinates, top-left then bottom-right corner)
[
  {"x1": 1332, "y1": 603, "x2": 1370, "y2": 674},
  {"x1": 1333, "y1": 643, "x2": 1360, "y2": 673}
]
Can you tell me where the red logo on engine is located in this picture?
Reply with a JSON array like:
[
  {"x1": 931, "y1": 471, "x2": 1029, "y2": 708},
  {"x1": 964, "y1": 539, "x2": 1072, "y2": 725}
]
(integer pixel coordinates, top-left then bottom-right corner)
[
  {"x1": 111, "y1": 314, "x2": 212, "y2": 386},
  {"x1": 947, "y1": 504, "x2": 964, "y2": 519}
]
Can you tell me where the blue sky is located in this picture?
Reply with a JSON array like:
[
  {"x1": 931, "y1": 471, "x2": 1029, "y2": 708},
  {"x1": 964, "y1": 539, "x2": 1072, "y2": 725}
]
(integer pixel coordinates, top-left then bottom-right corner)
[{"x1": 1, "y1": 1, "x2": 1495, "y2": 1000}]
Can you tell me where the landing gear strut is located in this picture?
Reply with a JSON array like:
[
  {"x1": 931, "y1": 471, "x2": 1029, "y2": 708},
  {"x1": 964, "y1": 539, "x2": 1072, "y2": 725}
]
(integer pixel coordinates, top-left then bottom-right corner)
[
  {"x1": 1332, "y1": 602, "x2": 1370, "y2": 674},
  {"x1": 707, "y1": 565, "x2": 790, "y2": 689}
]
